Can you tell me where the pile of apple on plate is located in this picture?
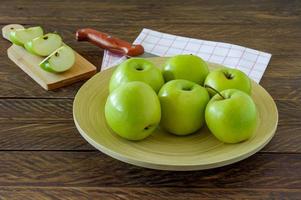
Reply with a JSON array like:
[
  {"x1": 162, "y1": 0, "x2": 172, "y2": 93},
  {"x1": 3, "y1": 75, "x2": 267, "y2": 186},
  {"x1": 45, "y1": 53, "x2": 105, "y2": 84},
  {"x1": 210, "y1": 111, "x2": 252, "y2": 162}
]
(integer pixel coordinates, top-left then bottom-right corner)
[
  {"x1": 105, "y1": 54, "x2": 257, "y2": 144},
  {"x1": 9, "y1": 26, "x2": 75, "y2": 73}
]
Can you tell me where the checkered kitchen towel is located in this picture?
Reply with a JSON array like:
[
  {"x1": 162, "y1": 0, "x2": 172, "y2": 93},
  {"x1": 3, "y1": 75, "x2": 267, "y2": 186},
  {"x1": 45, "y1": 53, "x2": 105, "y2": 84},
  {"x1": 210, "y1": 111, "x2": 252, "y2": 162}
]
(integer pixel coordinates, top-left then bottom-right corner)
[{"x1": 101, "y1": 29, "x2": 271, "y2": 83}]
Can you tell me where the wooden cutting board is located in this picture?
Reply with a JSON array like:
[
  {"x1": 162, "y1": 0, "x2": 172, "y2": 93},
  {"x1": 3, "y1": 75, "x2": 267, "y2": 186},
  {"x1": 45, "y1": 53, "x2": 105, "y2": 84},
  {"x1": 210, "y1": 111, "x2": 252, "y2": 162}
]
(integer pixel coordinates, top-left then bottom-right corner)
[{"x1": 2, "y1": 24, "x2": 97, "y2": 90}]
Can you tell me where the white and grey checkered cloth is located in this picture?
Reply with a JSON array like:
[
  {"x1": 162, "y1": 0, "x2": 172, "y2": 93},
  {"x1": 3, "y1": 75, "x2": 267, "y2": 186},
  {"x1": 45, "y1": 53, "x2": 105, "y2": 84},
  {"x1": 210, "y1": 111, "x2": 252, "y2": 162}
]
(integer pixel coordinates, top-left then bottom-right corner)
[{"x1": 102, "y1": 28, "x2": 271, "y2": 83}]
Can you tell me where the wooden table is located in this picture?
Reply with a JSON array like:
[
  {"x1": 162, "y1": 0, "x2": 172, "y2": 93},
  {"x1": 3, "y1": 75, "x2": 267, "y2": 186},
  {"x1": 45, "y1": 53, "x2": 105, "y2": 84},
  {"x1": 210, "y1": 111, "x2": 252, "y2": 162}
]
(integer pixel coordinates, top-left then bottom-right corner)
[{"x1": 0, "y1": 0, "x2": 300, "y2": 199}]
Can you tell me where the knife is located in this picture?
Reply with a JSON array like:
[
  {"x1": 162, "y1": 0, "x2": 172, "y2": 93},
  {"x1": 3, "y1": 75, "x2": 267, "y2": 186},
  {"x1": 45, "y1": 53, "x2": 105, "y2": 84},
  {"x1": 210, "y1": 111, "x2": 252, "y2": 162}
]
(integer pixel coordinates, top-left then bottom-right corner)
[{"x1": 76, "y1": 28, "x2": 157, "y2": 58}]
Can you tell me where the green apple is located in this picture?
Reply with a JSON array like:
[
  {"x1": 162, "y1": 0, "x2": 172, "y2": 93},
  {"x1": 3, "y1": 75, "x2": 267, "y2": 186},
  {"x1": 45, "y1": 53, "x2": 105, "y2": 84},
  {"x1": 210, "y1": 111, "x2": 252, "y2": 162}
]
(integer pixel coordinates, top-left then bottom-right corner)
[
  {"x1": 109, "y1": 58, "x2": 164, "y2": 93},
  {"x1": 39, "y1": 46, "x2": 75, "y2": 73},
  {"x1": 158, "y1": 79, "x2": 210, "y2": 135},
  {"x1": 162, "y1": 54, "x2": 209, "y2": 85},
  {"x1": 105, "y1": 81, "x2": 161, "y2": 140},
  {"x1": 205, "y1": 89, "x2": 258, "y2": 143},
  {"x1": 9, "y1": 26, "x2": 43, "y2": 46},
  {"x1": 24, "y1": 33, "x2": 62, "y2": 56},
  {"x1": 204, "y1": 67, "x2": 251, "y2": 96}
]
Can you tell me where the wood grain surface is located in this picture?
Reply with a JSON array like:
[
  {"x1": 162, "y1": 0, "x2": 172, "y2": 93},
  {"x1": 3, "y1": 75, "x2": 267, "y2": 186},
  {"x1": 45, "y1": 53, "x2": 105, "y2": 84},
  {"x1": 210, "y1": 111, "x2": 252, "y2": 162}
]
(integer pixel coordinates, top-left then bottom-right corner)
[{"x1": 0, "y1": 0, "x2": 300, "y2": 199}]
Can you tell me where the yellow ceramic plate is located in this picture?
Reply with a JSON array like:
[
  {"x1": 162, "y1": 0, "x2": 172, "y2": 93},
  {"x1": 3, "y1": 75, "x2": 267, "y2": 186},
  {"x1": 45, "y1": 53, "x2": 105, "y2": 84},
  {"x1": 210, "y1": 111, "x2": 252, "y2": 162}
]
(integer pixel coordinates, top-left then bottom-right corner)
[{"x1": 73, "y1": 57, "x2": 278, "y2": 171}]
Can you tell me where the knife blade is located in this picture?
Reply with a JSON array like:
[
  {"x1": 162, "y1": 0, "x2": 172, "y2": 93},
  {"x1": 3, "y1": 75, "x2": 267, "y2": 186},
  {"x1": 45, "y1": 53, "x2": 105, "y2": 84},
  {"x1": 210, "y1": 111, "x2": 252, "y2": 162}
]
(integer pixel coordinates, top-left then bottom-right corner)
[
  {"x1": 135, "y1": 51, "x2": 158, "y2": 58},
  {"x1": 76, "y1": 28, "x2": 157, "y2": 58}
]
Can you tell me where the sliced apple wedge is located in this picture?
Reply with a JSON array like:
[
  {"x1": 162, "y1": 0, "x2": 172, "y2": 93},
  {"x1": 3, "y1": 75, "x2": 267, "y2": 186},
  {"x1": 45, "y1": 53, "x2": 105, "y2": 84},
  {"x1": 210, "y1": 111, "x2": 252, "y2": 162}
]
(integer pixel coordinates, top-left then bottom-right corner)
[
  {"x1": 39, "y1": 45, "x2": 75, "y2": 73},
  {"x1": 24, "y1": 33, "x2": 62, "y2": 56},
  {"x1": 10, "y1": 26, "x2": 43, "y2": 46}
]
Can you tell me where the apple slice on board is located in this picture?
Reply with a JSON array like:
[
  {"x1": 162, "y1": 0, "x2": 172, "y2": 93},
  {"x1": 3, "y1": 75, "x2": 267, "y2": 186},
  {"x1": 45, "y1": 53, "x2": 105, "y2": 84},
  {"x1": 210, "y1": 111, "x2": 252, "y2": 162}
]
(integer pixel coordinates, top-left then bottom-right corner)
[
  {"x1": 9, "y1": 26, "x2": 43, "y2": 46},
  {"x1": 39, "y1": 45, "x2": 75, "y2": 73},
  {"x1": 24, "y1": 33, "x2": 62, "y2": 56}
]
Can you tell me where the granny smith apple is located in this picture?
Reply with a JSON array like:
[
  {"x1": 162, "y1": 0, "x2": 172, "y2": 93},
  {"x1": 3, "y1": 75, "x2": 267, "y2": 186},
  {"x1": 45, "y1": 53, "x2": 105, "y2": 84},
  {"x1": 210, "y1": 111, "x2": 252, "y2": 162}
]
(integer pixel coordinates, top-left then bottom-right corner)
[
  {"x1": 105, "y1": 81, "x2": 161, "y2": 140},
  {"x1": 24, "y1": 33, "x2": 62, "y2": 56},
  {"x1": 10, "y1": 26, "x2": 43, "y2": 46},
  {"x1": 205, "y1": 89, "x2": 258, "y2": 143},
  {"x1": 109, "y1": 58, "x2": 164, "y2": 93},
  {"x1": 204, "y1": 67, "x2": 251, "y2": 96},
  {"x1": 162, "y1": 54, "x2": 209, "y2": 85},
  {"x1": 40, "y1": 45, "x2": 75, "y2": 73},
  {"x1": 158, "y1": 79, "x2": 210, "y2": 135}
]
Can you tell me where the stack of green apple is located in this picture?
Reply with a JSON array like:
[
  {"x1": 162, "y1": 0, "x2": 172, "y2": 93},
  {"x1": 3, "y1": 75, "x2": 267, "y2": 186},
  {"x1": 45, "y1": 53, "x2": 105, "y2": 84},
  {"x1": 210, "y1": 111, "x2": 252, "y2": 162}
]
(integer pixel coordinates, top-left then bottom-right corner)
[
  {"x1": 105, "y1": 55, "x2": 258, "y2": 144},
  {"x1": 9, "y1": 26, "x2": 75, "y2": 73}
]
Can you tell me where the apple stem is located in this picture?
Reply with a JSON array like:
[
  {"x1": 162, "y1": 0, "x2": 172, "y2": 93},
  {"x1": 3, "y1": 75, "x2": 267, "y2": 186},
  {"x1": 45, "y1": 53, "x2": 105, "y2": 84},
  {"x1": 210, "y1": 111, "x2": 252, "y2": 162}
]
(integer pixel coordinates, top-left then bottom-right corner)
[{"x1": 204, "y1": 84, "x2": 225, "y2": 99}]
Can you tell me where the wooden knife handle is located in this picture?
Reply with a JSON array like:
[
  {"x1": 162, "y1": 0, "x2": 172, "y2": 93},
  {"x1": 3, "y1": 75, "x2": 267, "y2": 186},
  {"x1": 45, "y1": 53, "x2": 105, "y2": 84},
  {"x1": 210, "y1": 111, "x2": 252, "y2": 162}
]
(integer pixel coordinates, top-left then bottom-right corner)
[{"x1": 76, "y1": 28, "x2": 144, "y2": 57}]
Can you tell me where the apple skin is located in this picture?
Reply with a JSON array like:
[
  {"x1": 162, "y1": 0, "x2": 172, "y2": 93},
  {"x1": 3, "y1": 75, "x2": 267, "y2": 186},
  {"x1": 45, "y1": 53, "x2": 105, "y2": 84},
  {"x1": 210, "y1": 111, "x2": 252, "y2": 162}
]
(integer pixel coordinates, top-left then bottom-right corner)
[
  {"x1": 109, "y1": 58, "x2": 164, "y2": 93},
  {"x1": 105, "y1": 81, "x2": 161, "y2": 141},
  {"x1": 9, "y1": 26, "x2": 43, "y2": 46},
  {"x1": 24, "y1": 42, "x2": 36, "y2": 55},
  {"x1": 9, "y1": 31, "x2": 25, "y2": 46},
  {"x1": 40, "y1": 62, "x2": 57, "y2": 73},
  {"x1": 205, "y1": 89, "x2": 258, "y2": 143},
  {"x1": 162, "y1": 54, "x2": 209, "y2": 85},
  {"x1": 158, "y1": 79, "x2": 210, "y2": 135},
  {"x1": 204, "y1": 67, "x2": 251, "y2": 96}
]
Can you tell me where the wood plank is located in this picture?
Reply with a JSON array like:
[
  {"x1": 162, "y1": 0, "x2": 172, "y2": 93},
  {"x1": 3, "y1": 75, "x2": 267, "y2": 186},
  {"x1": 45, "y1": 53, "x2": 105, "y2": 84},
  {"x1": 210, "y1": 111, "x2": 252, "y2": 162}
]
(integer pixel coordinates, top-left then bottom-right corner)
[
  {"x1": 0, "y1": 0, "x2": 300, "y2": 26},
  {"x1": 0, "y1": 123, "x2": 92, "y2": 150},
  {"x1": 0, "y1": 99, "x2": 73, "y2": 123},
  {"x1": 0, "y1": 152, "x2": 299, "y2": 188},
  {"x1": 0, "y1": 187, "x2": 300, "y2": 200},
  {"x1": 0, "y1": 57, "x2": 300, "y2": 98},
  {"x1": 0, "y1": 98, "x2": 298, "y2": 123},
  {"x1": 0, "y1": 99, "x2": 300, "y2": 153},
  {"x1": 263, "y1": 56, "x2": 301, "y2": 77},
  {"x1": 0, "y1": 18, "x2": 300, "y2": 98},
  {"x1": 1, "y1": 24, "x2": 300, "y2": 57},
  {"x1": 0, "y1": 117, "x2": 299, "y2": 153},
  {"x1": 260, "y1": 77, "x2": 301, "y2": 100}
]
